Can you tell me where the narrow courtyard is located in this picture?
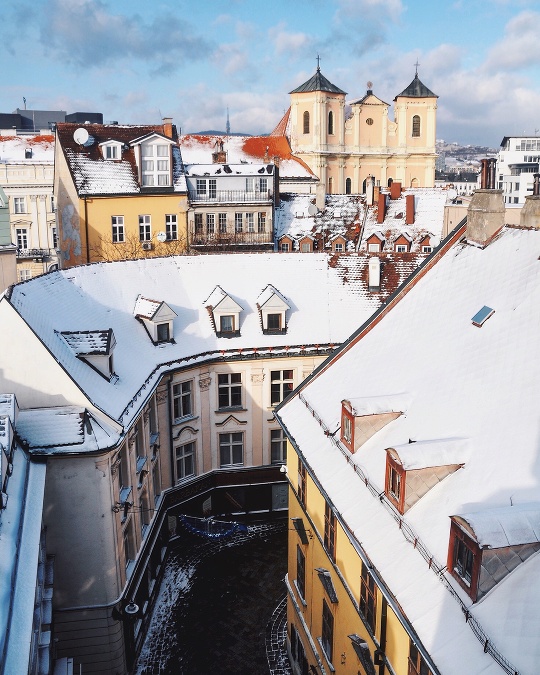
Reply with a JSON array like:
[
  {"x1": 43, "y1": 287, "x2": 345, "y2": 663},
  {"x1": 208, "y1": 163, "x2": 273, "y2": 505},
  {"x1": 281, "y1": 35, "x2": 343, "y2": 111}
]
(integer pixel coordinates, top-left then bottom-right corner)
[{"x1": 135, "y1": 519, "x2": 291, "y2": 675}]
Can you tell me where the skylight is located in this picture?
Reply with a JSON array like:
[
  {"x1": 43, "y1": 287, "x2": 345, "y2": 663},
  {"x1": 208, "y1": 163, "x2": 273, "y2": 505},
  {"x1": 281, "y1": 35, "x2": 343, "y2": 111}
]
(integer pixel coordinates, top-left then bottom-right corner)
[{"x1": 471, "y1": 305, "x2": 494, "y2": 327}]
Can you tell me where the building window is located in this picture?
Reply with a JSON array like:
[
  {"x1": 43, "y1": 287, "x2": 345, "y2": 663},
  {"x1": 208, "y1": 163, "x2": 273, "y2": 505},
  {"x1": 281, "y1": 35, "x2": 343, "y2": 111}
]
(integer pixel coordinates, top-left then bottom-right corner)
[
  {"x1": 175, "y1": 441, "x2": 195, "y2": 481},
  {"x1": 219, "y1": 213, "x2": 227, "y2": 233},
  {"x1": 51, "y1": 226, "x2": 58, "y2": 249},
  {"x1": 421, "y1": 245, "x2": 432, "y2": 253},
  {"x1": 259, "y1": 177, "x2": 268, "y2": 193},
  {"x1": 196, "y1": 179, "x2": 206, "y2": 196},
  {"x1": 395, "y1": 244, "x2": 407, "y2": 252},
  {"x1": 328, "y1": 177, "x2": 333, "y2": 194},
  {"x1": 156, "y1": 322, "x2": 170, "y2": 342},
  {"x1": 219, "y1": 314, "x2": 235, "y2": 333},
  {"x1": 321, "y1": 600, "x2": 334, "y2": 665},
  {"x1": 194, "y1": 213, "x2": 203, "y2": 234},
  {"x1": 345, "y1": 177, "x2": 352, "y2": 194},
  {"x1": 257, "y1": 212, "x2": 266, "y2": 233},
  {"x1": 267, "y1": 313, "x2": 281, "y2": 331},
  {"x1": 328, "y1": 110, "x2": 334, "y2": 136},
  {"x1": 173, "y1": 381, "x2": 192, "y2": 420},
  {"x1": 389, "y1": 465, "x2": 401, "y2": 500},
  {"x1": 139, "y1": 215, "x2": 151, "y2": 241},
  {"x1": 166, "y1": 214, "x2": 177, "y2": 240},
  {"x1": 246, "y1": 178, "x2": 255, "y2": 193},
  {"x1": 123, "y1": 521, "x2": 135, "y2": 568},
  {"x1": 341, "y1": 411, "x2": 353, "y2": 446},
  {"x1": 19, "y1": 269, "x2": 32, "y2": 282},
  {"x1": 412, "y1": 115, "x2": 421, "y2": 137},
  {"x1": 206, "y1": 213, "x2": 215, "y2": 234},
  {"x1": 271, "y1": 369, "x2": 293, "y2": 405},
  {"x1": 409, "y1": 642, "x2": 432, "y2": 675},
  {"x1": 368, "y1": 243, "x2": 380, "y2": 252},
  {"x1": 298, "y1": 458, "x2": 307, "y2": 507},
  {"x1": 141, "y1": 143, "x2": 170, "y2": 186},
  {"x1": 219, "y1": 432, "x2": 243, "y2": 467},
  {"x1": 13, "y1": 197, "x2": 25, "y2": 214},
  {"x1": 112, "y1": 216, "x2": 125, "y2": 243},
  {"x1": 453, "y1": 536, "x2": 475, "y2": 586},
  {"x1": 360, "y1": 561, "x2": 377, "y2": 633},
  {"x1": 105, "y1": 144, "x2": 119, "y2": 159},
  {"x1": 16, "y1": 228, "x2": 28, "y2": 249},
  {"x1": 218, "y1": 373, "x2": 242, "y2": 408},
  {"x1": 324, "y1": 502, "x2": 336, "y2": 562},
  {"x1": 235, "y1": 213, "x2": 243, "y2": 233},
  {"x1": 366, "y1": 118, "x2": 374, "y2": 126},
  {"x1": 334, "y1": 243, "x2": 343, "y2": 252},
  {"x1": 280, "y1": 242, "x2": 289, "y2": 252},
  {"x1": 246, "y1": 212, "x2": 254, "y2": 232},
  {"x1": 301, "y1": 242, "x2": 310, "y2": 253},
  {"x1": 208, "y1": 179, "x2": 216, "y2": 199},
  {"x1": 303, "y1": 111, "x2": 310, "y2": 134},
  {"x1": 270, "y1": 428, "x2": 287, "y2": 464},
  {"x1": 296, "y1": 545, "x2": 306, "y2": 601}
]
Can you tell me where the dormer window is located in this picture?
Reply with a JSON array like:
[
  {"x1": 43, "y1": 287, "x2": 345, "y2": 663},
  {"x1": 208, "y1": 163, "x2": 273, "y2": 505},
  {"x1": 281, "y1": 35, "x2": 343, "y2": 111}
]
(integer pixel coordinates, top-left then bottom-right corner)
[
  {"x1": 257, "y1": 284, "x2": 290, "y2": 334},
  {"x1": 61, "y1": 329, "x2": 117, "y2": 381},
  {"x1": 204, "y1": 286, "x2": 243, "y2": 338},
  {"x1": 394, "y1": 233, "x2": 412, "y2": 253},
  {"x1": 131, "y1": 132, "x2": 175, "y2": 188},
  {"x1": 384, "y1": 438, "x2": 469, "y2": 514},
  {"x1": 134, "y1": 295, "x2": 177, "y2": 344},
  {"x1": 340, "y1": 394, "x2": 410, "y2": 453},
  {"x1": 366, "y1": 231, "x2": 385, "y2": 253},
  {"x1": 100, "y1": 141, "x2": 123, "y2": 161}
]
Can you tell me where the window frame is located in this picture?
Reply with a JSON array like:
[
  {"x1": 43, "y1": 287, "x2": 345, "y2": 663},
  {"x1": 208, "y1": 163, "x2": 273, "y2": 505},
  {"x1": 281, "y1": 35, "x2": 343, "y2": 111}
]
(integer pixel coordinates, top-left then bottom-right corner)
[
  {"x1": 219, "y1": 212, "x2": 227, "y2": 233},
  {"x1": 298, "y1": 458, "x2": 307, "y2": 508},
  {"x1": 13, "y1": 197, "x2": 26, "y2": 214},
  {"x1": 296, "y1": 544, "x2": 306, "y2": 601},
  {"x1": 139, "y1": 215, "x2": 151, "y2": 241},
  {"x1": 321, "y1": 599, "x2": 334, "y2": 665},
  {"x1": 257, "y1": 212, "x2": 266, "y2": 233},
  {"x1": 412, "y1": 114, "x2": 421, "y2": 138},
  {"x1": 16, "y1": 227, "x2": 28, "y2": 249},
  {"x1": 328, "y1": 110, "x2": 334, "y2": 136},
  {"x1": 324, "y1": 502, "x2": 336, "y2": 563},
  {"x1": 112, "y1": 215, "x2": 125, "y2": 243},
  {"x1": 270, "y1": 428, "x2": 287, "y2": 464},
  {"x1": 385, "y1": 453, "x2": 406, "y2": 513},
  {"x1": 175, "y1": 441, "x2": 196, "y2": 482},
  {"x1": 341, "y1": 406, "x2": 354, "y2": 450},
  {"x1": 395, "y1": 244, "x2": 408, "y2": 253},
  {"x1": 360, "y1": 561, "x2": 377, "y2": 634},
  {"x1": 194, "y1": 213, "x2": 203, "y2": 234},
  {"x1": 219, "y1": 431, "x2": 244, "y2": 467},
  {"x1": 447, "y1": 520, "x2": 481, "y2": 600},
  {"x1": 172, "y1": 380, "x2": 193, "y2": 421},
  {"x1": 218, "y1": 372, "x2": 242, "y2": 409},
  {"x1": 206, "y1": 213, "x2": 215, "y2": 235},
  {"x1": 235, "y1": 212, "x2": 243, "y2": 233},
  {"x1": 165, "y1": 214, "x2": 178, "y2": 240},
  {"x1": 303, "y1": 111, "x2": 310, "y2": 134},
  {"x1": 270, "y1": 369, "x2": 294, "y2": 406},
  {"x1": 408, "y1": 641, "x2": 433, "y2": 675}
]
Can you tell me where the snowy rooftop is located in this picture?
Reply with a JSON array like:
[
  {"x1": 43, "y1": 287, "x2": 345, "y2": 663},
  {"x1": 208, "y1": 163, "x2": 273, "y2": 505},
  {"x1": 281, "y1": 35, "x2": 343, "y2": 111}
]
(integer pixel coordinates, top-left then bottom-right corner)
[
  {"x1": 278, "y1": 225, "x2": 540, "y2": 674},
  {"x1": 0, "y1": 134, "x2": 54, "y2": 163},
  {"x1": 179, "y1": 134, "x2": 315, "y2": 181},
  {"x1": 6, "y1": 253, "x2": 401, "y2": 430}
]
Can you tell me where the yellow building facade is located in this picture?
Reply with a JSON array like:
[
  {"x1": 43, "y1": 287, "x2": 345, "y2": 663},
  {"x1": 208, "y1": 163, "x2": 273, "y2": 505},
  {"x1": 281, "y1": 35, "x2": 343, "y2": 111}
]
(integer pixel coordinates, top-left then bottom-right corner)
[
  {"x1": 54, "y1": 122, "x2": 189, "y2": 267},
  {"x1": 288, "y1": 68, "x2": 438, "y2": 195}
]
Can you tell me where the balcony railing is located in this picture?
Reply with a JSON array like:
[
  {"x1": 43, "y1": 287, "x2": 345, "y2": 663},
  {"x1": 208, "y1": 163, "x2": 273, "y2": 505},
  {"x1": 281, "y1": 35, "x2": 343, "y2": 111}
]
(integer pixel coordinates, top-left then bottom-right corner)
[
  {"x1": 16, "y1": 248, "x2": 52, "y2": 260},
  {"x1": 188, "y1": 189, "x2": 272, "y2": 203}
]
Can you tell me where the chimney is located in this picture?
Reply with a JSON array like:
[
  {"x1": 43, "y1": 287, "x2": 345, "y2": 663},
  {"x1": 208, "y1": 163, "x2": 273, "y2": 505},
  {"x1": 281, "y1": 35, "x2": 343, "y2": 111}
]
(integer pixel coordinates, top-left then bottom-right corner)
[
  {"x1": 212, "y1": 139, "x2": 226, "y2": 164},
  {"x1": 368, "y1": 256, "x2": 381, "y2": 290},
  {"x1": 406, "y1": 194, "x2": 415, "y2": 224},
  {"x1": 365, "y1": 175, "x2": 375, "y2": 206},
  {"x1": 316, "y1": 183, "x2": 326, "y2": 211},
  {"x1": 520, "y1": 177, "x2": 540, "y2": 229},
  {"x1": 466, "y1": 189, "x2": 505, "y2": 247},
  {"x1": 162, "y1": 117, "x2": 173, "y2": 139},
  {"x1": 263, "y1": 146, "x2": 269, "y2": 163},
  {"x1": 377, "y1": 192, "x2": 387, "y2": 224},
  {"x1": 488, "y1": 158, "x2": 497, "y2": 190},
  {"x1": 390, "y1": 181, "x2": 402, "y2": 200}
]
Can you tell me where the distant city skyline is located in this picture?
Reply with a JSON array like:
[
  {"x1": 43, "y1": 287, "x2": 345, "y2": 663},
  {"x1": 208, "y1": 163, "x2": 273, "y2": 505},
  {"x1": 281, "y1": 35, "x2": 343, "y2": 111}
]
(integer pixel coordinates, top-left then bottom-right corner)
[{"x1": 2, "y1": 0, "x2": 540, "y2": 147}]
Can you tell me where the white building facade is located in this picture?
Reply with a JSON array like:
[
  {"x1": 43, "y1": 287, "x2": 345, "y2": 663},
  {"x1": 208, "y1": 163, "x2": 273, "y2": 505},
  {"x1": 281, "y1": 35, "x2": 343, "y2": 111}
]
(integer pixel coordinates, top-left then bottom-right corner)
[{"x1": 497, "y1": 135, "x2": 540, "y2": 205}]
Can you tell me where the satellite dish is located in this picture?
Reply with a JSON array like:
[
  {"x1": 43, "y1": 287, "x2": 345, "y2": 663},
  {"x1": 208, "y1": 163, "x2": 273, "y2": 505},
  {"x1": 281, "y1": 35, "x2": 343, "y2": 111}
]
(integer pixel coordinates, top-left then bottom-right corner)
[
  {"x1": 73, "y1": 128, "x2": 89, "y2": 145},
  {"x1": 447, "y1": 188, "x2": 458, "y2": 201},
  {"x1": 156, "y1": 231, "x2": 167, "y2": 243},
  {"x1": 307, "y1": 203, "x2": 318, "y2": 216}
]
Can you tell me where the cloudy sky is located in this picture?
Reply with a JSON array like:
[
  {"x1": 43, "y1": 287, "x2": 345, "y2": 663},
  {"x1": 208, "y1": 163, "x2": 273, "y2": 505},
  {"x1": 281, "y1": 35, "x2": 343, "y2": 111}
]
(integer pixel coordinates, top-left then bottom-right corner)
[{"x1": 2, "y1": 0, "x2": 539, "y2": 146}]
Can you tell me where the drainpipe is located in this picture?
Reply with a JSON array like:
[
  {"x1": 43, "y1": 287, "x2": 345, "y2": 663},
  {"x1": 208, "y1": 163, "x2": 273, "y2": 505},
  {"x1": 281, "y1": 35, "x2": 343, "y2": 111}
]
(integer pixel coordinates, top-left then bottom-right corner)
[{"x1": 84, "y1": 196, "x2": 90, "y2": 263}]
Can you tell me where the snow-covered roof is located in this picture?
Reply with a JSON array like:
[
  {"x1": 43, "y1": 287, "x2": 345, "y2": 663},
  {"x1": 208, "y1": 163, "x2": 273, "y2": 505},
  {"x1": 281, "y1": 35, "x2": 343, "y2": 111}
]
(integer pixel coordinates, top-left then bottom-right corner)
[
  {"x1": 0, "y1": 134, "x2": 54, "y2": 163},
  {"x1": 344, "y1": 393, "x2": 411, "y2": 417},
  {"x1": 6, "y1": 253, "x2": 398, "y2": 429},
  {"x1": 61, "y1": 329, "x2": 115, "y2": 356},
  {"x1": 456, "y1": 504, "x2": 540, "y2": 549},
  {"x1": 278, "y1": 224, "x2": 540, "y2": 674},
  {"x1": 391, "y1": 438, "x2": 471, "y2": 470},
  {"x1": 256, "y1": 284, "x2": 290, "y2": 309},
  {"x1": 179, "y1": 134, "x2": 315, "y2": 181}
]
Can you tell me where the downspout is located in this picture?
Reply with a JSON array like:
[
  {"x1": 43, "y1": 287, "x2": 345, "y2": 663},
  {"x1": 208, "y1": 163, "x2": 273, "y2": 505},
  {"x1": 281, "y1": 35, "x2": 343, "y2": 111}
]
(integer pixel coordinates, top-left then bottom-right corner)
[{"x1": 84, "y1": 196, "x2": 90, "y2": 263}]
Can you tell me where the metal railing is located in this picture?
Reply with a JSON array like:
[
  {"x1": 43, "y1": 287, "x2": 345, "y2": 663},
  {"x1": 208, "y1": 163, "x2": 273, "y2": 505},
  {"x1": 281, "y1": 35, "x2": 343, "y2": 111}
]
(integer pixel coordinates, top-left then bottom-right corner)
[
  {"x1": 16, "y1": 248, "x2": 51, "y2": 259},
  {"x1": 188, "y1": 189, "x2": 272, "y2": 203}
]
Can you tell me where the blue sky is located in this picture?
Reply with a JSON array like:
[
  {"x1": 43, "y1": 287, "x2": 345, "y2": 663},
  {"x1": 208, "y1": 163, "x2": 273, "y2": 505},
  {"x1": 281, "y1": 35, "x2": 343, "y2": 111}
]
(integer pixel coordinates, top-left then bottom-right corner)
[{"x1": 2, "y1": 0, "x2": 540, "y2": 146}]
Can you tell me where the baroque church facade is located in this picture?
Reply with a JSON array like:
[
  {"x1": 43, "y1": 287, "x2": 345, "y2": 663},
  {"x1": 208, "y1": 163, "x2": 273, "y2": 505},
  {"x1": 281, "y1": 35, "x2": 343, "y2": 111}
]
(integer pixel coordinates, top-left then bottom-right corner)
[{"x1": 284, "y1": 66, "x2": 438, "y2": 193}]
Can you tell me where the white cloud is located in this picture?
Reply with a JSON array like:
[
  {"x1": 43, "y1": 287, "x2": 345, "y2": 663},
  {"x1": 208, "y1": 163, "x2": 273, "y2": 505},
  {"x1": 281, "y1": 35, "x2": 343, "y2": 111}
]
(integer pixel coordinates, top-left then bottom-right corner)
[
  {"x1": 484, "y1": 11, "x2": 540, "y2": 71},
  {"x1": 269, "y1": 23, "x2": 312, "y2": 57}
]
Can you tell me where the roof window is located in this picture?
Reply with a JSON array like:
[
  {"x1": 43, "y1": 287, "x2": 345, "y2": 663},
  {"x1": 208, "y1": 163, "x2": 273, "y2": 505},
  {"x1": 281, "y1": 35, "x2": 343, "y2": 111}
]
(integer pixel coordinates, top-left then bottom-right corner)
[
  {"x1": 256, "y1": 284, "x2": 290, "y2": 334},
  {"x1": 61, "y1": 329, "x2": 117, "y2": 381},
  {"x1": 204, "y1": 286, "x2": 243, "y2": 338},
  {"x1": 340, "y1": 394, "x2": 410, "y2": 452},
  {"x1": 133, "y1": 295, "x2": 177, "y2": 344},
  {"x1": 471, "y1": 305, "x2": 494, "y2": 327}
]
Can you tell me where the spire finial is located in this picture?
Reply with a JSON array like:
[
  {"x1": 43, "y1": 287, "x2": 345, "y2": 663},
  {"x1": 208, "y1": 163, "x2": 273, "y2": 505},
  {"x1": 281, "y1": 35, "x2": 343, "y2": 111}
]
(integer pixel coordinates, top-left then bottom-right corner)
[
  {"x1": 316, "y1": 54, "x2": 321, "y2": 71},
  {"x1": 414, "y1": 59, "x2": 420, "y2": 76}
]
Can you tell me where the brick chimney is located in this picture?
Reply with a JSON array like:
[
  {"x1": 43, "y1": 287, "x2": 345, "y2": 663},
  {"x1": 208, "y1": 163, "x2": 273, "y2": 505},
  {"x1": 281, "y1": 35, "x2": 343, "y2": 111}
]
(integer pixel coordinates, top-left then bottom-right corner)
[
  {"x1": 162, "y1": 117, "x2": 173, "y2": 138},
  {"x1": 406, "y1": 194, "x2": 415, "y2": 224},
  {"x1": 377, "y1": 192, "x2": 387, "y2": 224},
  {"x1": 390, "y1": 181, "x2": 402, "y2": 200},
  {"x1": 520, "y1": 176, "x2": 540, "y2": 229}
]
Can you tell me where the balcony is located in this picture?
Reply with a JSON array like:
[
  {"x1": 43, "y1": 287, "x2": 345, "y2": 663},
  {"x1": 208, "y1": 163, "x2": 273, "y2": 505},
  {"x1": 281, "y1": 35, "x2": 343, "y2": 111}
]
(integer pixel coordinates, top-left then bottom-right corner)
[
  {"x1": 189, "y1": 229, "x2": 274, "y2": 252},
  {"x1": 16, "y1": 248, "x2": 51, "y2": 261},
  {"x1": 189, "y1": 189, "x2": 272, "y2": 204}
]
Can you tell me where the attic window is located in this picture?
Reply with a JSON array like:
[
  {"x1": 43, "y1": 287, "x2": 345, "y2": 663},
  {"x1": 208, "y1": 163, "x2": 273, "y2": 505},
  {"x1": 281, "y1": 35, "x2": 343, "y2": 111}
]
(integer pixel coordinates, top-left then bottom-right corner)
[
  {"x1": 204, "y1": 285, "x2": 243, "y2": 338},
  {"x1": 257, "y1": 284, "x2": 290, "y2": 335},
  {"x1": 133, "y1": 294, "x2": 177, "y2": 345},
  {"x1": 395, "y1": 244, "x2": 408, "y2": 253},
  {"x1": 61, "y1": 329, "x2": 116, "y2": 381},
  {"x1": 368, "y1": 243, "x2": 380, "y2": 252},
  {"x1": 100, "y1": 141, "x2": 122, "y2": 160},
  {"x1": 471, "y1": 305, "x2": 494, "y2": 327},
  {"x1": 447, "y1": 521, "x2": 481, "y2": 600},
  {"x1": 220, "y1": 315, "x2": 235, "y2": 333}
]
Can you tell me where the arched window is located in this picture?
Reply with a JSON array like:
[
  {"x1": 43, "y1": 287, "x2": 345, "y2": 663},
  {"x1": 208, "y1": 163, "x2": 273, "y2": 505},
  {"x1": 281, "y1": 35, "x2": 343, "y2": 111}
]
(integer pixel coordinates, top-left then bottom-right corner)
[
  {"x1": 328, "y1": 111, "x2": 334, "y2": 135},
  {"x1": 387, "y1": 177, "x2": 393, "y2": 188},
  {"x1": 412, "y1": 115, "x2": 421, "y2": 137},
  {"x1": 345, "y1": 177, "x2": 352, "y2": 194},
  {"x1": 328, "y1": 177, "x2": 333, "y2": 194},
  {"x1": 303, "y1": 111, "x2": 310, "y2": 135}
]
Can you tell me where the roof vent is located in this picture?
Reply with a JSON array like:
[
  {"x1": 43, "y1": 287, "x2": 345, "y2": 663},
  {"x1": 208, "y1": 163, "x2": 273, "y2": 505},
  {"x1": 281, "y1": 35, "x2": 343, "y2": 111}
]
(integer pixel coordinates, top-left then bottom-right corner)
[{"x1": 471, "y1": 305, "x2": 494, "y2": 327}]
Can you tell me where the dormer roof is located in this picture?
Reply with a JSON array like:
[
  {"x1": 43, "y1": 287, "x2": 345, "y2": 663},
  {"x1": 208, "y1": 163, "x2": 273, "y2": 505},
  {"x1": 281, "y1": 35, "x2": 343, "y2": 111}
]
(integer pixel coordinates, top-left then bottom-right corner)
[
  {"x1": 129, "y1": 131, "x2": 176, "y2": 147},
  {"x1": 343, "y1": 393, "x2": 411, "y2": 417},
  {"x1": 133, "y1": 295, "x2": 177, "y2": 322},
  {"x1": 203, "y1": 286, "x2": 243, "y2": 313},
  {"x1": 256, "y1": 285, "x2": 290, "y2": 311},
  {"x1": 61, "y1": 329, "x2": 115, "y2": 356},
  {"x1": 454, "y1": 504, "x2": 540, "y2": 549},
  {"x1": 290, "y1": 68, "x2": 347, "y2": 95},
  {"x1": 395, "y1": 73, "x2": 438, "y2": 99},
  {"x1": 390, "y1": 438, "x2": 470, "y2": 471}
]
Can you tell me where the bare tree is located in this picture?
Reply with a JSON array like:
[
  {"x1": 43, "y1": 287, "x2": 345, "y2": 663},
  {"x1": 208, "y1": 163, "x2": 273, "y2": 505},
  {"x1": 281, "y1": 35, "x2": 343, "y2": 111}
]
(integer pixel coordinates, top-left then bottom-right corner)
[{"x1": 89, "y1": 232, "x2": 191, "y2": 263}]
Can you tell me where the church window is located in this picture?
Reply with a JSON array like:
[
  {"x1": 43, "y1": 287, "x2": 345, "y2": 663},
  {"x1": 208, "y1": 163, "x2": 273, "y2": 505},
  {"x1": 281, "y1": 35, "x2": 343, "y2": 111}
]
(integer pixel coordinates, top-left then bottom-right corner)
[
  {"x1": 328, "y1": 177, "x2": 333, "y2": 194},
  {"x1": 366, "y1": 118, "x2": 374, "y2": 126},
  {"x1": 328, "y1": 111, "x2": 334, "y2": 135},
  {"x1": 345, "y1": 177, "x2": 352, "y2": 194},
  {"x1": 412, "y1": 115, "x2": 421, "y2": 137},
  {"x1": 303, "y1": 111, "x2": 310, "y2": 134}
]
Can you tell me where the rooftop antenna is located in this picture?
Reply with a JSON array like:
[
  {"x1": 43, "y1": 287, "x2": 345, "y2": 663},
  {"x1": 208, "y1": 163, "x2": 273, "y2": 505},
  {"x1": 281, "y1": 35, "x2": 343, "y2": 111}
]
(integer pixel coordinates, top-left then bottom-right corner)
[
  {"x1": 23, "y1": 96, "x2": 27, "y2": 110},
  {"x1": 226, "y1": 107, "x2": 230, "y2": 136}
]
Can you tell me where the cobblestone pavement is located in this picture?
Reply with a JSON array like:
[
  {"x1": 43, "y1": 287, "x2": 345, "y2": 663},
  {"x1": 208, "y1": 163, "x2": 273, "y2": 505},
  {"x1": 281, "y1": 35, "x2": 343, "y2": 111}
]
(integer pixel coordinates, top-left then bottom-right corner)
[{"x1": 135, "y1": 519, "x2": 292, "y2": 675}]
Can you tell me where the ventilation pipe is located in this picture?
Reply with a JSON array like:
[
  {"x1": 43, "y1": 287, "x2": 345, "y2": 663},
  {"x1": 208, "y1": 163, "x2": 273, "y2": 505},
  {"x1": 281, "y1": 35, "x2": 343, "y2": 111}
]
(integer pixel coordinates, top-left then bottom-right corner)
[{"x1": 368, "y1": 256, "x2": 381, "y2": 290}]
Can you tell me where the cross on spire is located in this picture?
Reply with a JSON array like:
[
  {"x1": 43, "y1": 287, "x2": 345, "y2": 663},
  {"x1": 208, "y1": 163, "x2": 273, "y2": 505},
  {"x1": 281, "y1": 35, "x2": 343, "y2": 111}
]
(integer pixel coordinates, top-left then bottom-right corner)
[
  {"x1": 316, "y1": 54, "x2": 321, "y2": 71},
  {"x1": 414, "y1": 59, "x2": 420, "y2": 76}
]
